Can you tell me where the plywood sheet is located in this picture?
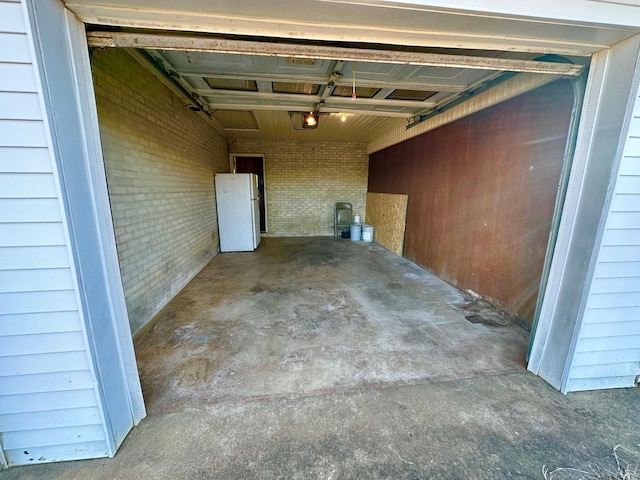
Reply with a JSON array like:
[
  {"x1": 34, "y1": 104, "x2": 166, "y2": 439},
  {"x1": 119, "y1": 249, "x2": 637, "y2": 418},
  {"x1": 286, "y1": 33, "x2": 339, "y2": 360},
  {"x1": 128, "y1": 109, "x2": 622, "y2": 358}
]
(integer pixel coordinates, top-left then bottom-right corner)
[{"x1": 365, "y1": 192, "x2": 408, "y2": 256}]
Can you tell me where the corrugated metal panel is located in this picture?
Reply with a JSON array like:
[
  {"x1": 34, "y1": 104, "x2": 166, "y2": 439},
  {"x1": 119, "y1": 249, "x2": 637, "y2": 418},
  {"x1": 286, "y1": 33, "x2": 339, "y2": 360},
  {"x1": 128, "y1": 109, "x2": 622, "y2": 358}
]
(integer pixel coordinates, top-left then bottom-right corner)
[
  {"x1": 0, "y1": 0, "x2": 108, "y2": 466},
  {"x1": 566, "y1": 83, "x2": 640, "y2": 391}
]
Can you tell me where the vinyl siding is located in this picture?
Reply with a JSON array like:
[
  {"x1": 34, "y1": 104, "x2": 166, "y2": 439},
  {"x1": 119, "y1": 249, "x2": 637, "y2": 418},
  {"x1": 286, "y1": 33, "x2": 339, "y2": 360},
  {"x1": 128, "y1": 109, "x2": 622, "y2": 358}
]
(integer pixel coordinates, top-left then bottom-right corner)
[
  {"x1": 566, "y1": 81, "x2": 640, "y2": 392},
  {"x1": 0, "y1": 0, "x2": 109, "y2": 466}
]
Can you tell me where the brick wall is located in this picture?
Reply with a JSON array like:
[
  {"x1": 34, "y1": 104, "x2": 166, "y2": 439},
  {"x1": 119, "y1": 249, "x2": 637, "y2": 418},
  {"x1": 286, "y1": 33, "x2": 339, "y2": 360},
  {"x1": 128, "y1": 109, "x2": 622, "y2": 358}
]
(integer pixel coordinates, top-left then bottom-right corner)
[
  {"x1": 92, "y1": 49, "x2": 229, "y2": 334},
  {"x1": 230, "y1": 140, "x2": 368, "y2": 236}
]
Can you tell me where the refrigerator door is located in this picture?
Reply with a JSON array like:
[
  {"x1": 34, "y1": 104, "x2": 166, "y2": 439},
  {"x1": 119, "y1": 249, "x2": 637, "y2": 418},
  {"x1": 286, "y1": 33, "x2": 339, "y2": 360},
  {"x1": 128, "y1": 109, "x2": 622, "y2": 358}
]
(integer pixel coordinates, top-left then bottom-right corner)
[
  {"x1": 250, "y1": 173, "x2": 259, "y2": 200},
  {"x1": 252, "y1": 197, "x2": 261, "y2": 249},
  {"x1": 215, "y1": 173, "x2": 256, "y2": 252},
  {"x1": 249, "y1": 173, "x2": 261, "y2": 248}
]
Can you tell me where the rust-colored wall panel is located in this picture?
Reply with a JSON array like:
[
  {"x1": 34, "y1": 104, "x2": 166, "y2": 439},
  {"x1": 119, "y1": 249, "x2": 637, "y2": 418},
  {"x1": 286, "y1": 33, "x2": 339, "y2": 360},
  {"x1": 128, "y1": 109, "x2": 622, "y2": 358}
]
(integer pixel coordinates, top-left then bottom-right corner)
[{"x1": 368, "y1": 80, "x2": 574, "y2": 325}]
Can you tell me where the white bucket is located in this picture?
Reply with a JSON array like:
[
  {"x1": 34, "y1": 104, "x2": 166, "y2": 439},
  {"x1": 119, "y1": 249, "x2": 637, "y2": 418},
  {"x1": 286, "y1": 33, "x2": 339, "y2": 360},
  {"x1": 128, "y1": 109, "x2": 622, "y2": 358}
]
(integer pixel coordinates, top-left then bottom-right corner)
[
  {"x1": 350, "y1": 224, "x2": 362, "y2": 242},
  {"x1": 362, "y1": 224, "x2": 374, "y2": 242},
  {"x1": 353, "y1": 214, "x2": 361, "y2": 224}
]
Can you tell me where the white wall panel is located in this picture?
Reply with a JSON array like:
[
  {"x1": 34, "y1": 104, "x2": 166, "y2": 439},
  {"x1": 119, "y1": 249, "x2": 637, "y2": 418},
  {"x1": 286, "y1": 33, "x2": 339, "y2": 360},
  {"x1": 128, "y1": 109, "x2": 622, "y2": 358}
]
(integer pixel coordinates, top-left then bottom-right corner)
[
  {"x1": 2, "y1": 424, "x2": 106, "y2": 450},
  {"x1": 567, "y1": 86, "x2": 640, "y2": 389},
  {"x1": 0, "y1": 92, "x2": 42, "y2": 120},
  {"x1": 619, "y1": 160, "x2": 640, "y2": 175},
  {"x1": 580, "y1": 321, "x2": 640, "y2": 337},
  {"x1": 590, "y1": 276, "x2": 640, "y2": 293},
  {"x1": 594, "y1": 260, "x2": 640, "y2": 278},
  {"x1": 587, "y1": 291, "x2": 640, "y2": 308},
  {"x1": 0, "y1": 389, "x2": 99, "y2": 415},
  {"x1": 573, "y1": 349, "x2": 640, "y2": 366},
  {"x1": 606, "y1": 212, "x2": 640, "y2": 228},
  {"x1": 0, "y1": 370, "x2": 96, "y2": 395},
  {"x1": 0, "y1": 0, "x2": 109, "y2": 467},
  {"x1": 0, "y1": 268, "x2": 74, "y2": 293},
  {"x1": 0, "y1": 172, "x2": 57, "y2": 197},
  {"x1": 610, "y1": 193, "x2": 640, "y2": 211},
  {"x1": 598, "y1": 245, "x2": 640, "y2": 262},
  {"x1": 578, "y1": 335, "x2": 640, "y2": 351},
  {"x1": 0, "y1": 33, "x2": 30, "y2": 63},
  {"x1": 0, "y1": 246, "x2": 69, "y2": 269},
  {"x1": 0, "y1": 222, "x2": 66, "y2": 247},
  {"x1": 0, "y1": 331, "x2": 87, "y2": 355},
  {"x1": 566, "y1": 375, "x2": 638, "y2": 392},
  {"x1": 0, "y1": 120, "x2": 47, "y2": 146},
  {"x1": 0, "y1": 311, "x2": 80, "y2": 335},
  {"x1": 602, "y1": 229, "x2": 640, "y2": 246},
  {"x1": 584, "y1": 305, "x2": 640, "y2": 323},
  {"x1": 0, "y1": 406, "x2": 101, "y2": 431},
  {"x1": 615, "y1": 175, "x2": 640, "y2": 192},
  {"x1": 0, "y1": 351, "x2": 90, "y2": 376},
  {"x1": 0, "y1": 198, "x2": 62, "y2": 222},
  {"x1": 569, "y1": 362, "x2": 640, "y2": 379},
  {"x1": 0, "y1": 290, "x2": 78, "y2": 315},
  {"x1": 0, "y1": 64, "x2": 37, "y2": 92},
  {"x1": 0, "y1": 2, "x2": 26, "y2": 32},
  {"x1": 624, "y1": 137, "x2": 640, "y2": 154},
  {"x1": 0, "y1": 147, "x2": 52, "y2": 172},
  {"x1": 3, "y1": 440, "x2": 108, "y2": 465}
]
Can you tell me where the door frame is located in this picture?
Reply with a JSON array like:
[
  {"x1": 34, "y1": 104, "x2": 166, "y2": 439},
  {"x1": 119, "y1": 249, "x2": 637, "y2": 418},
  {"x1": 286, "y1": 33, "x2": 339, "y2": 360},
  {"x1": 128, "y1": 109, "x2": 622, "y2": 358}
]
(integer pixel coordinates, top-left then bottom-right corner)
[{"x1": 229, "y1": 153, "x2": 268, "y2": 233}]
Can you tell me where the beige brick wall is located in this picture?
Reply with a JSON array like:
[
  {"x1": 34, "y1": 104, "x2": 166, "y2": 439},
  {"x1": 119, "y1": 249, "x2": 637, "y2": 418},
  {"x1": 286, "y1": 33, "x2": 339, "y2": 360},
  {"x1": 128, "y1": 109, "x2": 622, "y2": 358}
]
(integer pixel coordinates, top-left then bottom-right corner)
[
  {"x1": 92, "y1": 49, "x2": 229, "y2": 334},
  {"x1": 230, "y1": 140, "x2": 368, "y2": 236}
]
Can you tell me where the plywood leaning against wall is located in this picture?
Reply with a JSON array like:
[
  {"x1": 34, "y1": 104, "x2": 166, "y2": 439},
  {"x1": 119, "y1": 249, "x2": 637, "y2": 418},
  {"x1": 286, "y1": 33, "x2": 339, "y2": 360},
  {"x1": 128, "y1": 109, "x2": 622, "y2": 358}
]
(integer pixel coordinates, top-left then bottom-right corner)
[{"x1": 365, "y1": 192, "x2": 408, "y2": 256}]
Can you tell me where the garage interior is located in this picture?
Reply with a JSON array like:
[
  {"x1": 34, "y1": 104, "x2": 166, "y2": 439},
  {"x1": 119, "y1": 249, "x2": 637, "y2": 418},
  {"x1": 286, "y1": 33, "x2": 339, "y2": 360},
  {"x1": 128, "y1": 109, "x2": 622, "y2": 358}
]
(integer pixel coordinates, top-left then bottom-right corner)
[
  {"x1": 84, "y1": 29, "x2": 584, "y2": 410},
  {"x1": 4, "y1": 0, "x2": 640, "y2": 473}
]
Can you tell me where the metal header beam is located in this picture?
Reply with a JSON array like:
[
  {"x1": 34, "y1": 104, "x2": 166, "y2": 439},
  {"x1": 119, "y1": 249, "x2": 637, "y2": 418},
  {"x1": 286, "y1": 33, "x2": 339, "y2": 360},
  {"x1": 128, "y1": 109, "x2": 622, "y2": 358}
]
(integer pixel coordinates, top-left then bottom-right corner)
[{"x1": 87, "y1": 31, "x2": 585, "y2": 76}]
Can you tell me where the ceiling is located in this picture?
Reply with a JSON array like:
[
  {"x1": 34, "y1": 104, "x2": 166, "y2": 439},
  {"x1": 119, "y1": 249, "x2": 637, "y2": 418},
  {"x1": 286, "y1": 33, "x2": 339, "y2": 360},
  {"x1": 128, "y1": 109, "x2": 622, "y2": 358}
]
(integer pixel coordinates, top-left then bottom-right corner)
[
  {"x1": 76, "y1": 0, "x2": 640, "y2": 143},
  {"x1": 89, "y1": 31, "x2": 587, "y2": 143},
  {"x1": 147, "y1": 47, "x2": 527, "y2": 117}
]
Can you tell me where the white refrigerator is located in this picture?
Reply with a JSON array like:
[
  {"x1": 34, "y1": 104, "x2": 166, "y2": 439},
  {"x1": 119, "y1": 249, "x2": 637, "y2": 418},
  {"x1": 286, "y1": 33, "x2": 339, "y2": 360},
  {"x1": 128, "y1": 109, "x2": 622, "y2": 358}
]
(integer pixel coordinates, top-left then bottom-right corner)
[{"x1": 215, "y1": 173, "x2": 261, "y2": 252}]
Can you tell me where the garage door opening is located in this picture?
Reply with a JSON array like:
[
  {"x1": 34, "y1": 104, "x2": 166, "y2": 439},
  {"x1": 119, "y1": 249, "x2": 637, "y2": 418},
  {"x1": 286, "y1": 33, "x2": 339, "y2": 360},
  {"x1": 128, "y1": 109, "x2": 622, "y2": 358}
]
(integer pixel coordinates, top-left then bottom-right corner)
[{"x1": 87, "y1": 32, "x2": 583, "y2": 411}]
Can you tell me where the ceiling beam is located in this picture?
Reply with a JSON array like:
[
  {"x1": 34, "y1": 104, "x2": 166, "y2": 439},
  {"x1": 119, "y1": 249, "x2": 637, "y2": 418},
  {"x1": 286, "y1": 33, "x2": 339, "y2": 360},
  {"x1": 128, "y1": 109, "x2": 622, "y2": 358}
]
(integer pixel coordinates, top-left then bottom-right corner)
[
  {"x1": 88, "y1": 31, "x2": 585, "y2": 76},
  {"x1": 196, "y1": 88, "x2": 437, "y2": 108},
  {"x1": 209, "y1": 102, "x2": 412, "y2": 118},
  {"x1": 177, "y1": 69, "x2": 469, "y2": 92},
  {"x1": 314, "y1": 60, "x2": 344, "y2": 112},
  {"x1": 195, "y1": 89, "x2": 322, "y2": 102},
  {"x1": 324, "y1": 97, "x2": 437, "y2": 108}
]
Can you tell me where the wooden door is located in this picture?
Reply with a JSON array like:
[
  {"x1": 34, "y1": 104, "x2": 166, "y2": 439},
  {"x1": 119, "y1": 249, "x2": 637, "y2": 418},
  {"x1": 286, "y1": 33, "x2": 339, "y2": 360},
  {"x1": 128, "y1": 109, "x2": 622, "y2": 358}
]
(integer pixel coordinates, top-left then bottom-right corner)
[{"x1": 235, "y1": 156, "x2": 266, "y2": 232}]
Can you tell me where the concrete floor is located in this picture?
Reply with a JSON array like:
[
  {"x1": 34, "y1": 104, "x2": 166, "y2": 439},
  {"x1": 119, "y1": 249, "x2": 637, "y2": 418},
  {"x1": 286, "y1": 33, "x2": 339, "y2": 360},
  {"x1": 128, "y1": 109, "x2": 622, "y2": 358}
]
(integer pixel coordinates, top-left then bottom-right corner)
[{"x1": 3, "y1": 237, "x2": 639, "y2": 479}]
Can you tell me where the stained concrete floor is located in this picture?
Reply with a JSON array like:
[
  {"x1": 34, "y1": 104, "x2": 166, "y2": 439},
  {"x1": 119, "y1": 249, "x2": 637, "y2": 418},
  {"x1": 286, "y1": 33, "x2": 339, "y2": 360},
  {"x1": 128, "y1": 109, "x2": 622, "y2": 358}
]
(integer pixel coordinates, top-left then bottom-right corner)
[{"x1": 3, "y1": 237, "x2": 639, "y2": 479}]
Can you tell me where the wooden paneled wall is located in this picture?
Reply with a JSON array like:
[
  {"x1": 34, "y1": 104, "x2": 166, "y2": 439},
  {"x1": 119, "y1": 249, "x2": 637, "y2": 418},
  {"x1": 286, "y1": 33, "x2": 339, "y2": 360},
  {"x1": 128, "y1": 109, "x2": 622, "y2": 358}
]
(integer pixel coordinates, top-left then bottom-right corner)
[{"x1": 368, "y1": 80, "x2": 574, "y2": 324}]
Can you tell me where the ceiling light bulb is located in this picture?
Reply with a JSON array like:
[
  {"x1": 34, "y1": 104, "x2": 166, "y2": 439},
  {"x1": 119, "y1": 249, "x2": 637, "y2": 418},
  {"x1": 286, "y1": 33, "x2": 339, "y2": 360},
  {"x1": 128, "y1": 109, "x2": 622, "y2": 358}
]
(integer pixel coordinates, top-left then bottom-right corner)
[
  {"x1": 341, "y1": 113, "x2": 347, "y2": 122},
  {"x1": 304, "y1": 112, "x2": 317, "y2": 126}
]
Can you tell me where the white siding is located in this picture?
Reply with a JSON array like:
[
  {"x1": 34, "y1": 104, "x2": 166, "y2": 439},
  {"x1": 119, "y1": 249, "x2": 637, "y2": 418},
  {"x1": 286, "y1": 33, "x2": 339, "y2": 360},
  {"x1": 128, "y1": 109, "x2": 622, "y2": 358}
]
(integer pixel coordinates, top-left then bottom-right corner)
[
  {"x1": 0, "y1": 0, "x2": 109, "y2": 466},
  {"x1": 566, "y1": 81, "x2": 640, "y2": 392}
]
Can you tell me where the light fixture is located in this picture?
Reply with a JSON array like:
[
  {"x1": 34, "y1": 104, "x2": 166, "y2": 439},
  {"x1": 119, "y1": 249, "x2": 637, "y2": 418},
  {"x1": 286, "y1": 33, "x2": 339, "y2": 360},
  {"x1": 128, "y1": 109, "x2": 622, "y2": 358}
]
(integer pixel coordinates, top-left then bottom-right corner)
[
  {"x1": 288, "y1": 111, "x2": 324, "y2": 130},
  {"x1": 341, "y1": 113, "x2": 347, "y2": 122},
  {"x1": 303, "y1": 112, "x2": 319, "y2": 129}
]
